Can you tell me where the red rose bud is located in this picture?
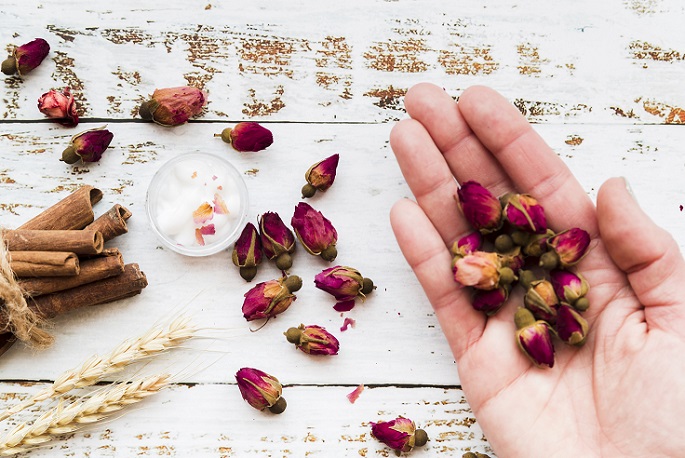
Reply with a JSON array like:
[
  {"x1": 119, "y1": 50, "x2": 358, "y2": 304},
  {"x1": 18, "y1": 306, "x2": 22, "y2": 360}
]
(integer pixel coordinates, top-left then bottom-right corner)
[
  {"x1": 216, "y1": 122, "x2": 273, "y2": 152},
  {"x1": 550, "y1": 270, "x2": 589, "y2": 307},
  {"x1": 503, "y1": 193, "x2": 547, "y2": 234},
  {"x1": 284, "y1": 324, "x2": 339, "y2": 355},
  {"x1": 291, "y1": 202, "x2": 338, "y2": 261},
  {"x1": 37, "y1": 87, "x2": 79, "y2": 127},
  {"x1": 232, "y1": 222, "x2": 263, "y2": 282},
  {"x1": 514, "y1": 307, "x2": 555, "y2": 368},
  {"x1": 2, "y1": 38, "x2": 50, "y2": 76},
  {"x1": 235, "y1": 367, "x2": 287, "y2": 414},
  {"x1": 138, "y1": 86, "x2": 206, "y2": 126},
  {"x1": 60, "y1": 126, "x2": 114, "y2": 164},
  {"x1": 242, "y1": 275, "x2": 302, "y2": 321},
  {"x1": 370, "y1": 417, "x2": 428, "y2": 453},
  {"x1": 453, "y1": 251, "x2": 515, "y2": 291},
  {"x1": 314, "y1": 265, "x2": 374, "y2": 312},
  {"x1": 451, "y1": 231, "x2": 482, "y2": 258},
  {"x1": 541, "y1": 228, "x2": 591, "y2": 269},
  {"x1": 302, "y1": 153, "x2": 339, "y2": 198},
  {"x1": 555, "y1": 304, "x2": 589, "y2": 346},
  {"x1": 472, "y1": 286, "x2": 509, "y2": 316},
  {"x1": 456, "y1": 181, "x2": 503, "y2": 234},
  {"x1": 259, "y1": 211, "x2": 296, "y2": 270},
  {"x1": 524, "y1": 279, "x2": 559, "y2": 324}
]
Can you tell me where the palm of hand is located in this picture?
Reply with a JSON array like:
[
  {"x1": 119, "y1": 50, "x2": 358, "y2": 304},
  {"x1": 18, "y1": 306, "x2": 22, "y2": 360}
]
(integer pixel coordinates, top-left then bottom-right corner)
[{"x1": 390, "y1": 83, "x2": 685, "y2": 458}]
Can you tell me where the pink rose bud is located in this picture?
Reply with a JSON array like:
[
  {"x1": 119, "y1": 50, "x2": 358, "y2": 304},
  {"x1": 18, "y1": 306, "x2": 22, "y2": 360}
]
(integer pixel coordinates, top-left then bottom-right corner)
[
  {"x1": 242, "y1": 275, "x2": 302, "y2": 322},
  {"x1": 138, "y1": 86, "x2": 206, "y2": 126},
  {"x1": 302, "y1": 153, "x2": 339, "y2": 198},
  {"x1": 37, "y1": 87, "x2": 79, "y2": 127},
  {"x1": 453, "y1": 251, "x2": 514, "y2": 291},
  {"x1": 216, "y1": 122, "x2": 273, "y2": 152},
  {"x1": 235, "y1": 367, "x2": 287, "y2": 414},
  {"x1": 451, "y1": 231, "x2": 482, "y2": 258},
  {"x1": 259, "y1": 211, "x2": 296, "y2": 270},
  {"x1": 504, "y1": 193, "x2": 547, "y2": 234},
  {"x1": 314, "y1": 265, "x2": 374, "y2": 312},
  {"x1": 232, "y1": 222, "x2": 263, "y2": 282},
  {"x1": 2, "y1": 38, "x2": 50, "y2": 76},
  {"x1": 523, "y1": 279, "x2": 559, "y2": 324},
  {"x1": 456, "y1": 181, "x2": 503, "y2": 234},
  {"x1": 541, "y1": 228, "x2": 591, "y2": 269},
  {"x1": 471, "y1": 286, "x2": 509, "y2": 316},
  {"x1": 514, "y1": 307, "x2": 555, "y2": 368},
  {"x1": 549, "y1": 270, "x2": 589, "y2": 308},
  {"x1": 370, "y1": 417, "x2": 428, "y2": 453},
  {"x1": 284, "y1": 324, "x2": 340, "y2": 355},
  {"x1": 555, "y1": 304, "x2": 589, "y2": 346},
  {"x1": 290, "y1": 202, "x2": 338, "y2": 261},
  {"x1": 60, "y1": 126, "x2": 114, "y2": 164}
]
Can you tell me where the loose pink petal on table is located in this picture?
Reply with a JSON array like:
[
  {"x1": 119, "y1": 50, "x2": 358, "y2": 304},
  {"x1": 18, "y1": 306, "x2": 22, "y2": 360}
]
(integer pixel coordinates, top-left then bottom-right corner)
[
  {"x1": 340, "y1": 317, "x2": 356, "y2": 332},
  {"x1": 346, "y1": 384, "x2": 364, "y2": 404}
]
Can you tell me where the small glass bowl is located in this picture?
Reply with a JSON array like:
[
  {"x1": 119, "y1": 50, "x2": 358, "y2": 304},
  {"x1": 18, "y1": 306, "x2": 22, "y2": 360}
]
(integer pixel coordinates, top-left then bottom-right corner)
[{"x1": 146, "y1": 152, "x2": 249, "y2": 256}]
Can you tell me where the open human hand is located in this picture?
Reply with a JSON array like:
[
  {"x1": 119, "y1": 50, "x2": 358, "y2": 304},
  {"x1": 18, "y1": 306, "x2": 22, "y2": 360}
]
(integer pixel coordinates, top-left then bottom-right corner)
[{"x1": 389, "y1": 83, "x2": 685, "y2": 457}]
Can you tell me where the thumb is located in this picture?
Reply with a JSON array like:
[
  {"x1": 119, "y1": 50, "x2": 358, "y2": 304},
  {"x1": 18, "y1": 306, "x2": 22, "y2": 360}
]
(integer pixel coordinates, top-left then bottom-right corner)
[{"x1": 597, "y1": 177, "x2": 685, "y2": 331}]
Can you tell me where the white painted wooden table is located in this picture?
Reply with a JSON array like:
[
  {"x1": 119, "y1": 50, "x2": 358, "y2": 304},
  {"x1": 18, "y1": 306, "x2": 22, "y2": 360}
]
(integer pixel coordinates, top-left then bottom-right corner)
[{"x1": 1, "y1": 1, "x2": 684, "y2": 456}]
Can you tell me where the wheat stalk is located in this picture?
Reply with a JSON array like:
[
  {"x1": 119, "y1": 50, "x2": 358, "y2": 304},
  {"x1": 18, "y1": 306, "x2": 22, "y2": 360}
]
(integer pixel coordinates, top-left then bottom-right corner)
[
  {"x1": 0, "y1": 373, "x2": 170, "y2": 456},
  {"x1": 0, "y1": 315, "x2": 195, "y2": 422}
]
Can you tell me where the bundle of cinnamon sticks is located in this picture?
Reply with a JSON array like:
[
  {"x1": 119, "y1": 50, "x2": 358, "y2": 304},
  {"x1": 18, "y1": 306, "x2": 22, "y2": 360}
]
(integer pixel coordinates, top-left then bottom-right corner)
[{"x1": 0, "y1": 185, "x2": 148, "y2": 356}]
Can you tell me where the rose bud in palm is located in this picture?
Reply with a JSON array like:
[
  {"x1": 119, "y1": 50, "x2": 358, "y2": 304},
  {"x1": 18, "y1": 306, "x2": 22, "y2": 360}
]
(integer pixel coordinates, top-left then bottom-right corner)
[
  {"x1": 456, "y1": 180, "x2": 503, "y2": 234},
  {"x1": 61, "y1": 126, "x2": 114, "y2": 164},
  {"x1": 37, "y1": 87, "x2": 79, "y2": 126},
  {"x1": 451, "y1": 231, "x2": 482, "y2": 258},
  {"x1": 259, "y1": 211, "x2": 296, "y2": 270},
  {"x1": 370, "y1": 417, "x2": 428, "y2": 453},
  {"x1": 301, "y1": 153, "x2": 339, "y2": 198},
  {"x1": 235, "y1": 367, "x2": 287, "y2": 414},
  {"x1": 232, "y1": 223, "x2": 263, "y2": 282},
  {"x1": 471, "y1": 286, "x2": 509, "y2": 316},
  {"x1": 540, "y1": 228, "x2": 591, "y2": 269},
  {"x1": 550, "y1": 269, "x2": 589, "y2": 310},
  {"x1": 314, "y1": 265, "x2": 374, "y2": 312},
  {"x1": 523, "y1": 279, "x2": 559, "y2": 324},
  {"x1": 138, "y1": 86, "x2": 206, "y2": 126},
  {"x1": 242, "y1": 275, "x2": 302, "y2": 321},
  {"x1": 515, "y1": 307, "x2": 555, "y2": 368},
  {"x1": 2, "y1": 38, "x2": 50, "y2": 76},
  {"x1": 284, "y1": 324, "x2": 339, "y2": 355},
  {"x1": 216, "y1": 122, "x2": 273, "y2": 152},
  {"x1": 555, "y1": 304, "x2": 589, "y2": 346},
  {"x1": 503, "y1": 193, "x2": 547, "y2": 234},
  {"x1": 453, "y1": 251, "x2": 515, "y2": 291},
  {"x1": 291, "y1": 202, "x2": 337, "y2": 261}
]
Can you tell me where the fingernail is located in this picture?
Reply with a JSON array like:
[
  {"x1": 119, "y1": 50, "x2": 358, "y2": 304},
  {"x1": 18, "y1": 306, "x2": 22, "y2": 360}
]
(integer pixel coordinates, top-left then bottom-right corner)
[{"x1": 621, "y1": 176, "x2": 637, "y2": 202}]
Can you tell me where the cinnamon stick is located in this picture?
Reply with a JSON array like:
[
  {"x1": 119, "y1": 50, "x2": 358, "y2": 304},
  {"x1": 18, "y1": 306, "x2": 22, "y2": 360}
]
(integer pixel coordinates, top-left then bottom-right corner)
[
  {"x1": 85, "y1": 204, "x2": 132, "y2": 242},
  {"x1": 18, "y1": 250, "x2": 125, "y2": 297},
  {"x1": 29, "y1": 263, "x2": 147, "y2": 319},
  {"x1": 9, "y1": 251, "x2": 79, "y2": 277},
  {"x1": 3, "y1": 229, "x2": 104, "y2": 255},
  {"x1": 19, "y1": 185, "x2": 103, "y2": 230}
]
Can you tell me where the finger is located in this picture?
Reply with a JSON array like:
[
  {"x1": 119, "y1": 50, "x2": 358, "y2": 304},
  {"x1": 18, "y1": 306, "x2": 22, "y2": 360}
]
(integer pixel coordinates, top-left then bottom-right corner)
[
  {"x1": 597, "y1": 177, "x2": 685, "y2": 332},
  {"x1": 457, "y1": 85, "x2": 598, "y2": 236},
  {"x1": 390, "y1": 198, "x2": 485, "y2": 360},
  {"x1": 403, "y1": 83, "x2": 512, "y2": 197},
  {"x1": 389, "y1": 118, "x2": 466, "y2": 245}
]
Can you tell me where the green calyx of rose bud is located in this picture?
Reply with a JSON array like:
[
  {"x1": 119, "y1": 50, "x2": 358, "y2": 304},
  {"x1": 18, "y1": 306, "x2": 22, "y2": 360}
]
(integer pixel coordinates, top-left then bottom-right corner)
[
  {"x1": 1, "y1": 57, "x2": 17, "y2": 75},
  {"x1": 240, "y1": 266, "x2": 258, "y2": 282},
  {"x1": 215, "y1": 127, "x2": 233, "y2": 144},
  {"x1": 498, "y1": 267, "x2": 516, "y2": 285},
  {"x1": 414, "y1": 429, "x2": 428, "y2": 447},
  {"x1": 494, "y1": 234, "x2": 514, "y2": 253},
  {"x1": 60, "y1": 146, "x2": 80, "y2": 165},
  {"x1": 361, "y1": 277, "x2": 374, "y2": 295},
  {"x1": 574, "y1": 297, "x2": 590, "y2": 312},
  {"x1": 284, "y1": 325, "x2": 304, "y2": 345},
  {"x1": 321, "y1": 245, "x2": 337, "y2": 262},
  {"x1": 514, "y1": 307, "x2": 536, "y2": 330},
  {"x1": 138, "y1": 100, "x2": 158, "y2": 120},
  {"x1": 276, "y1": 253, "x2": 293, "y2": 271},
  {"x1": 518, "y1": 269, "x2": 537, "y2": 290},
  {"x1": 540, "y1": 251, "x2": 560, "y2": 270},
  {"x1": 301, "y1": 183, "x2": 317, "y2": 198},
  {"x1": 268, "y1": 396, "x2": 287, "y2": 414},
  {"x1": 283, "y1": 275, "x2": 302, "y2": 293},
  {"x1": 511, "y1": 230, "x2": 530, "y2": 247}
]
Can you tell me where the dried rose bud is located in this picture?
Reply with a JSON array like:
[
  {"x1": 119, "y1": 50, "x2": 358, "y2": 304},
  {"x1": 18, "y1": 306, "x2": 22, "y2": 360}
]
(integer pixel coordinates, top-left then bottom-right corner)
[
  {"x1": 235, "y1": 367, "x2": 287, "y2": 414},
  {"x1": 541, "y1": 228, "x2": 591, "y2": 269},
  {"x1": 216, "y1": 122, "x2": 273, "y2": 152},
  {"x1": 291, "y1": 202, "x2": 338, "y2": 261},
  {"x1": 524, "y1": 279, "x2": 559, "y2": 324},
  {"x1": 232, "y1": 222, "x2": 263, "y2": 282},
  {"x1": 453, "y1": 251, "x2": 515, "y2": 291},
  {"x1": 501, "y1": 249, "x2": 525, "y2": 273},
  {"x1": 37, "y1": 87, "x2": 79, "y2": 127},
  {"x1": 60, "y1": 126, "x2": 114, "y2": 164},
  {"x1": 302, "y1": 153, "x2": 339, "y2": 198},
  {"x1": 522, "y1": 231, "x2": 551, "y2": 258},
  {"x1": 555, "y1": 304, "x2": 589, "y2": 346},
  {"x1": 451, "y1": 232, "x2": 482, "y2": 258},
  {"x1": 242, "y1": 275, "x2": 302, "y2": 322},
  {"x1": 314, "y1": 265, "x2": 374, "y2": 312},
  {"x1": 2, "y1": 38, "x2": 50, "y2": 76},
  {"x1": 370, "y1": 417, "x2": 428, "y2": 453},
  {"x1": 514, "y1": 307, "x2": 555, "y2": 368},
  {"x1": 472, "y1": 286, "x2": 509, "y2": 316},
  {"x1": 259, "y1": 211, "x2": 296, "y2": 270},
  {"x1": 138, "y1": 86, "x2": 206, "y2": 126},
  {"x1": 456, "y1": 181, "x2": 503, "y2": 234},
  {"x1": 284, "y1": 324, "x2": 339, "y2": 355},
  {"x1": 503, "y1": 193, "x2": 547, "y2": 234},
  {"x1": 550, "y1": 270, "x2": 589, "y2": 307}
]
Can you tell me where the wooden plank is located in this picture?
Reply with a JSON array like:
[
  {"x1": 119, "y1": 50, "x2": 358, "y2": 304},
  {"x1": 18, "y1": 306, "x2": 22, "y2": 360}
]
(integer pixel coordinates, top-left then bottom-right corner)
[
  {"x1": 1, "y1": 0, "x2": 685, "y2": 123},
  {"x1": 0, "y1": 382, "x2": 493, "y2": 457}
]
